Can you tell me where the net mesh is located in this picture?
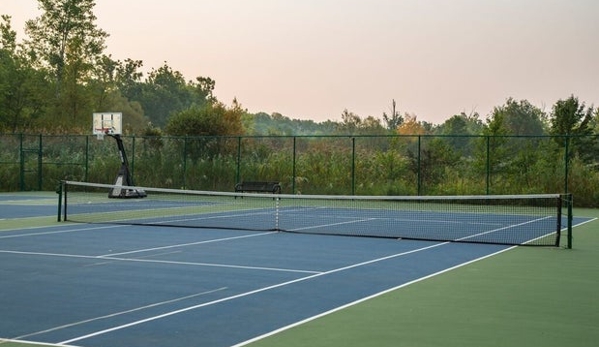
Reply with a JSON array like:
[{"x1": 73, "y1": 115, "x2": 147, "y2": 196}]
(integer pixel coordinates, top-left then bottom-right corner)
[{"x1": 59, "y1": 181, "x2": 568, "y2": 247}]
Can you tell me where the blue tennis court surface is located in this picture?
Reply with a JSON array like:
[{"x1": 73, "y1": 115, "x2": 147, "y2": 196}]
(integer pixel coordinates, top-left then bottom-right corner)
[
  {"x1": 0, "y1": 194, "x2": 593, "y2": 347},
  {"x1": 0, "y1": 194, "x2": 58, "y2": 218}
]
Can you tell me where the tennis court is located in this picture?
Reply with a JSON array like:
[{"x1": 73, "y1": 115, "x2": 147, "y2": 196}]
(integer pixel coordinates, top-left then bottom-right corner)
[{"x1": 0, "y1": 189, "x2": 596, "y2": 347}]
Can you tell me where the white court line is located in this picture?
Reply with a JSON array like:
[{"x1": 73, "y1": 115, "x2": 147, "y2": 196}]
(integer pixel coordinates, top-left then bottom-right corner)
[
  {"x1": 10, "y1": 287, "x2": 228, "y2": 342},
  {"x1": 58, "y1": 241, "x2": 447, "y2": 345},
  {"x1": 289, "y1": 218, "x2": 376, "y2": 231},
  {"x1": 0, "y1": 224, "x2": 124, "y2": 239},
  {"x1": 573, "y1": 217, "x2": 598, "y2": 227},
  {"x1": 103, "y1": 256, "x2": 322, "y2": 274},
  {"x1": 294, "y1": 207, "x2": 506, "y2": 226},
  {"x1": 85, "y1": 251, "x2": 182, "y2": 267},
  {"x1": 0, "y1": 249, "x2": 320, "y2": 274},
  {"x1": 99, "y1": 231, "x2": 277, "y2": 257}
]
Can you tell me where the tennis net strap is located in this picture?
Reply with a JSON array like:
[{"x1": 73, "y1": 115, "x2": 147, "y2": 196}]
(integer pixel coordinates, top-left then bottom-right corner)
[{"x1": 59, "y1": 181, "x2": 571, "y2": 247}]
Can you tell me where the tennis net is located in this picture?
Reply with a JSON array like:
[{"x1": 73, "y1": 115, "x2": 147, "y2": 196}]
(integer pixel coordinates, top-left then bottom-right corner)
[{"x1": 58, "y1": 181, "x2": 573, "y2": 247}]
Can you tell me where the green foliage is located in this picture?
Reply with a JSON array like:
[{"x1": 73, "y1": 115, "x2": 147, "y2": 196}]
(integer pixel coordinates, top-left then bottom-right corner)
[
  {"x1": 550, "y1": 95, "x2": 596, "y2": 164},
  {"x1": 130, "y1": 63, "x2": 215, "y2": 127},
  {"x1": 382, "y1": 99, "x2": 404, "y2": 131},
  {"x1": 244, "y1": 112, "x2": 336, "y2": 135},
  {"x1": 337, "y1": 110, "x2": 387, "y2": 135},
  {"x1": 24, "y1": 0, "x2": 108, "y2": 86},
  {"x1": 550, "y1": 96, "x2": 594, "y2": 136},
  {"x1": 165, "y1": 102, "x2": 244, "y2": 160},
  {"x1": 0, "y1": 16, "x2": 51, "y2": 133},
  {"x1": 166, "y1": 102, "x2": 244, "y2": 137},
  {"x1": 22, "y1": 0, "x2": 109, "y2": 130},
  {"x1": 494, "y1": 98, "x2": 547, "y2": 135}
]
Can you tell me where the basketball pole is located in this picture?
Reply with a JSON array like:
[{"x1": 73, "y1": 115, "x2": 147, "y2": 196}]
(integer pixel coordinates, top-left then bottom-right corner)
[{"x1": 105, "y1": 131, "x2": 147, "y2": 198}]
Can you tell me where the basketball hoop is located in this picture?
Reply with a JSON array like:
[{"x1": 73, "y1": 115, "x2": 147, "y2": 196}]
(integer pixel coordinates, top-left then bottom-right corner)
[
  {"x1": 95, "y1": 127, "x2": 115, "y2": 140},
  {"x1": 94, "y1": 128, "x2": 110, "y2": 140}
]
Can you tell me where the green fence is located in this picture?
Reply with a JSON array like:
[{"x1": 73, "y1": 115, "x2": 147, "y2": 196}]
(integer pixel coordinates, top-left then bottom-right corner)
[{"x1": 1, "y1": 133, "x2": 598, "y2": 206}]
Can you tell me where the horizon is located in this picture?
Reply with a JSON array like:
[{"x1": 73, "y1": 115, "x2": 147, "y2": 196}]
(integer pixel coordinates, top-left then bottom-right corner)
[{"x1": 2, "y1": 0, "x2": 598, "y2": 124}]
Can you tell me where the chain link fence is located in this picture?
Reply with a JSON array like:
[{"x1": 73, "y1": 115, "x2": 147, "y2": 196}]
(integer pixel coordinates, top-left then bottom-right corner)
[{"x1": 1, "y1": 133, "x2": 598, "y2": 206}]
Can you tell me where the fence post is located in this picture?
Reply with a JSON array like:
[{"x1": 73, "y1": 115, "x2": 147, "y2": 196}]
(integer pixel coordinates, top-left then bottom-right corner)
[
  {"x1": 417, "y1": 135, "x2": 421, "y2": 195},
  {"x1": 236, "y1": 136, "x2": 241, "y2": 185},
  {"x1": 351, "y1": 137, "x2": 356, "y2": 195},
  {"x1": 131, "y1": 136, "x2": 136, "y2": 179},
  {"x1": 292, "y1": 137, "x2": 297, "y2": 194},
  {"x1": 37, "y1": 134, "x2": 42, "y2": 190},
  {"x1": 84, "y1": 135, "x2": 89, "y2": 182},
  {"x1": 182, "y1": 136, "x2": 188, "y2": 189},
  {"x1": 486, "y1": 135, "x2": 490, "y2": 195},
  {"x1": 564, "y1": 135, "x2": 570, "y2": 194}
]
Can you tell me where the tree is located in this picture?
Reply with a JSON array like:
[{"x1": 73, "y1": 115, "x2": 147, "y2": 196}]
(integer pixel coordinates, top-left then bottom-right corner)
[
  {"x1": 396, "y1": 114, "x2": 426, "y2": 136},
  {"x1": 134, "y1": 62, "x2": 215, "y2": 127},
  {"x1": 438, "y1": 113, "x2": 477, "y2": 156},
  {"x1": 382, "y1": 99, "x2": 404, "y2": 131},
  {"x1": 407, "y1": 137, "x2": 460, "y2": 193},
  {"x1": 87, "y1": 54, "x2": 147, "y2": 132},
  {"x1": 192, "y1": 76, "x2": 216, "y2": 104},
  {"x1": 0, "y1": 15, "x2": 51, "y2": 132},
  {"x1": 0, "y1": 15, "x2": 17, "y2": 52},
  {"x1": 438, "y1": 112, "x2": 483, "y2": 135},
  {"x1": 473, "y1": 110, "x2": 510, "y2": 190},
  {"x1": 115, "y1": 58, "x2": 144, "y2": 100},
  {"x1": 24, "y1": 0, "x2": 108, "y2": 93},
  {"x1": 0, "y1": 15, "x2": 18, "y2": 131},
  {"x1": 337, "y1": 109, "x2": 361, "y2": 134},
  {"x1": 493, "y1": 98, "x2": 547, "y2": 136},
  {"x1": 550, "y1": 95, "x2": 596, "y2": 163},
  {"x1": 360, "y1": 116, "x2": 386, "y2": 135},
  {"x1": 165, "y1": 101, "x2": 244, "y2": 159},
  {"x1": 22, "y1": 0, "x2": 109, "y2": 129},
  {"x1": 550, "y1": 96, "x2": 594, "y2": 136}
]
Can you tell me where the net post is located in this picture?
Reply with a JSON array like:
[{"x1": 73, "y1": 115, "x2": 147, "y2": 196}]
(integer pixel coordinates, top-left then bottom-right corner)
[
  {"x1": 567, "y1": 193, "x2": 573, "y2": 249},
  {"x1": 556, "y1": 195, "x2": 562, "y2": 247},
  {"x1": 63, "y1": 181, "x2": 68, "y2": 222},
  {"x1": 56, "y1": 180, "x2": 63, "y2": 222}
]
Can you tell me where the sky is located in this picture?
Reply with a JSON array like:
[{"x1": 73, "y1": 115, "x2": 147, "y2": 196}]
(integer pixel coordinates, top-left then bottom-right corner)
[{"x1": 2, "y1": 0, "x2": 598, "y2": 124}]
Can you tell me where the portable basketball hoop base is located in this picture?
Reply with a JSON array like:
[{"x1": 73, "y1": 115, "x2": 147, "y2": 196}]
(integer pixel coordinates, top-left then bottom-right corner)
[{"x1": 93, "y1": 112, "x2": 146, "y2": 199}]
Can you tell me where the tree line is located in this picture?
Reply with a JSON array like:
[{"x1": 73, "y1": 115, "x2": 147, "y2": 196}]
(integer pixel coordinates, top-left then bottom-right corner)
[
  {"x1": 1, "y1": 1, "x2": 597, "y2": 138},
  {"x1": 1, "y1": 1, "x2": 599, "y2": 198}
]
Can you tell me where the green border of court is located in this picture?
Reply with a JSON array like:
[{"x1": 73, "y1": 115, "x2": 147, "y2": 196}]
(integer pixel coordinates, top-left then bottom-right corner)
[{"x1": 244, "y1": 208, "x2": 599, "y2": 347}]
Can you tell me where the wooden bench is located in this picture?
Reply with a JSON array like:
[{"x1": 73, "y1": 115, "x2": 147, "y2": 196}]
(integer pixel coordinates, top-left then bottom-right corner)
[{"x1": 235, "y1": 181, "x2": 281, "y2": 194}]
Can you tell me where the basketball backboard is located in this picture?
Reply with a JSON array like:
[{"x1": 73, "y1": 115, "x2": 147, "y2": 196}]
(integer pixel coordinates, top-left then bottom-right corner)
[{"x1": 93, "y1": 112, "x2": 122, "y2": 139}]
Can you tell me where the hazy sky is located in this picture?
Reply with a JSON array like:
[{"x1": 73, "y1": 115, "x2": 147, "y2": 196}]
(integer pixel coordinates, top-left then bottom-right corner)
[{"x1": 2, "y1": 0, "x2": 598, "y2": 124}]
